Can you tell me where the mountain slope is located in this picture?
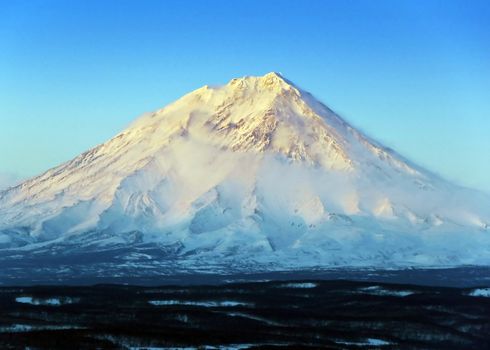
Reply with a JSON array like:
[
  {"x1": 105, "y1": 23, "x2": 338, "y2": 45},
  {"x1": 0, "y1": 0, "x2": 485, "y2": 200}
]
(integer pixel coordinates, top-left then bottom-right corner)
[{"x1": 0, "y1": 72, "x2": 489, "y2": 273}]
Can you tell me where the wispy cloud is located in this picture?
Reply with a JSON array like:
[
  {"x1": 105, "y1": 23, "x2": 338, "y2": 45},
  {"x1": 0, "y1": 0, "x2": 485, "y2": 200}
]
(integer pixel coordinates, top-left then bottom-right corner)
[{"x1": 0, "y1": 172, "x2": 21, "y2": 191}]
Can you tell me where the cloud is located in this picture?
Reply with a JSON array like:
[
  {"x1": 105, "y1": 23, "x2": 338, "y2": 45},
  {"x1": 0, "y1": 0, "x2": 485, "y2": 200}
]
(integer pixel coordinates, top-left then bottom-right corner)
[{"x1": 0, "y1": 172, "x2": 21, "y2": 191}]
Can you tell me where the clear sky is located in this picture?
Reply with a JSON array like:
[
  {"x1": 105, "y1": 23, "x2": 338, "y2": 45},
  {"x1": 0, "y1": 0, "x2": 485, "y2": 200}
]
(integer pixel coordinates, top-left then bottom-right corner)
[{"x1": 1, "y1": 0, "x2": 489, "y2": 192}]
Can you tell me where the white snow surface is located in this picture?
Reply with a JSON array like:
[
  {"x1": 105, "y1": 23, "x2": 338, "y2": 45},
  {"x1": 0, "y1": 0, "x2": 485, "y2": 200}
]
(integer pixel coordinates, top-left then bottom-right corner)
[
  {"x1": 148, "y1": 300, "x2": 251, "y2": 307},
  {"x1": 0, "y1": 72, "x2": 490, "y2": 269},
  {"x1": 468, "y1": 288, "x2": 490, "y2": 297},
  {"x1": 337, "y1": 338, "x2": 392, "y2": 346},
  {"x1": 280, "y1": 282, "x2": 317, "y2": 289},
  {"x1": 0, "y1": 324, "x2": 81, "y2": 333},
  {"x1": 358, "y1": 286, "x2": 414, "y2": 297},
  {"x1": 15, "y1": 296, "x2": 78, "y2": 306}
]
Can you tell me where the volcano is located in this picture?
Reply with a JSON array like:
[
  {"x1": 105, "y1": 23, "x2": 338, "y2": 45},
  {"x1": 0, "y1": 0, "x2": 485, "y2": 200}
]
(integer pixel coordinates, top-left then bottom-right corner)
[{"x1": 1, "y1": 72, "x2": 489, "y2": 279}]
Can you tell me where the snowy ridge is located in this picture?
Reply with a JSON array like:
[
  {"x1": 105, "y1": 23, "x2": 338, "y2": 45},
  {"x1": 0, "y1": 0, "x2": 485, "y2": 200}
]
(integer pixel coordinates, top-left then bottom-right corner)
[{"x1": 0, "y1": 72, "x2": 489, "y2": 270}]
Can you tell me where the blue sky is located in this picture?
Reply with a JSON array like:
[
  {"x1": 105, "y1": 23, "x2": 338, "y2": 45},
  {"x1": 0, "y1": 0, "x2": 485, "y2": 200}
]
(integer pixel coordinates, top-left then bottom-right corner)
[{"x1": 1, "y1": 0, "x2": 489, "y2": 192}]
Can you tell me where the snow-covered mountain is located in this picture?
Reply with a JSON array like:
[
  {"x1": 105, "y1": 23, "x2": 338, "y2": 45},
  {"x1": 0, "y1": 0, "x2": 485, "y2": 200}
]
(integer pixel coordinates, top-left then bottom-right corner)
[{"x1": 1, "y1": 72, "x2": 489, "y2": 274}]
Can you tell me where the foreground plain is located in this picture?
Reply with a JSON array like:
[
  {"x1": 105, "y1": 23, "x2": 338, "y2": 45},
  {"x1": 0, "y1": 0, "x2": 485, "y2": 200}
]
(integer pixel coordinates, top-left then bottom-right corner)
[{"x1": 0, "y1": 280, "x2": 489, "y2": 349}]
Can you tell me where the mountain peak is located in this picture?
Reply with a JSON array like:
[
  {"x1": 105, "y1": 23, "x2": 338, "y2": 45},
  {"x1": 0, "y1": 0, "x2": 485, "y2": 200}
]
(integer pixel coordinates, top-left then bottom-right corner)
[
  {"x1": 263, "y1": 71, "x2": 283, "y2": 78},
  {"x1": 226, "y1": 72, "x2": 297, "y2": 95},
  {"x1": 260, "y1": 71, "x2": 286, "y2": 82},
  {"x1": 258, "y1": 72, "x2": 292, "y2": 90}
]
